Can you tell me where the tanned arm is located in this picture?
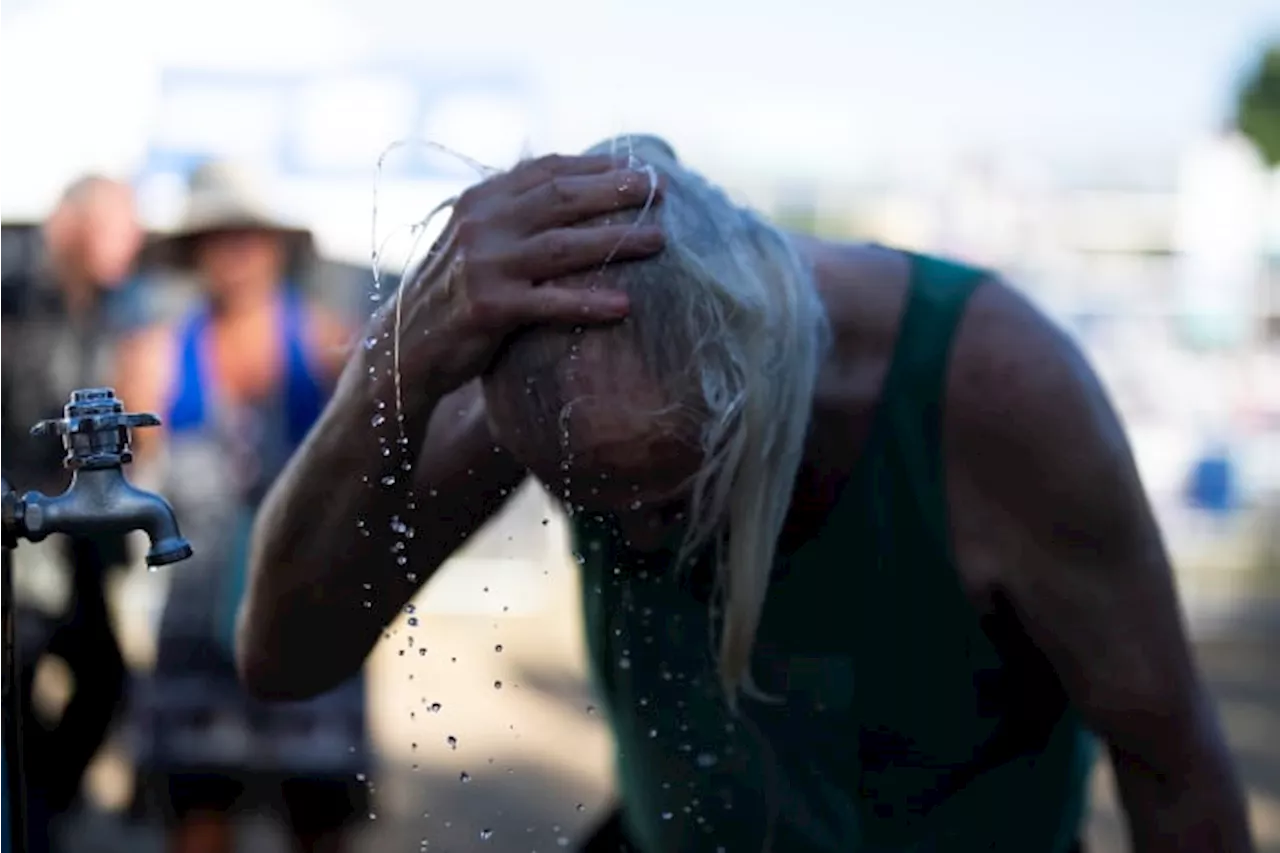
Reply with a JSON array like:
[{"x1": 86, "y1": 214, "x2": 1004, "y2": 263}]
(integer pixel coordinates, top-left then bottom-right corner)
[
  {"x1": 112, "y1": 324, "x2": 175, "y2": 470},
  {"x1": 237, "y1": 152, "x2": 665, "y2": 700},
  {"x1": 949, "y1": 283, "x2": 1253, "y2": 852},
  {"x1": 237, "y1": 309, "x2": 526, "y2": 699}
]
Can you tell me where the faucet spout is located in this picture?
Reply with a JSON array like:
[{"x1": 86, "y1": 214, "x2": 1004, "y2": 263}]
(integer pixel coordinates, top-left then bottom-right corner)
[
  {"x1": 20, "y1": 468, "x2": 193, "y2": 567},
  {"x1": 5, "y1": 387, "x2": 194, "y2": 567}
]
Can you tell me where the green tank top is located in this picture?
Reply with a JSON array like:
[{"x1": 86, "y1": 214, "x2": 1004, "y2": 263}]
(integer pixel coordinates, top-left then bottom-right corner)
[{"x1": 571, "y1": 254, "x2": 1095, "y2": 852}]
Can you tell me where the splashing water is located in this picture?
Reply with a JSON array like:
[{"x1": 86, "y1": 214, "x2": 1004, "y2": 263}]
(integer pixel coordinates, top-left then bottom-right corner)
[
  {"x1": 367, "y1": 132, "x2": 661, "y2": 848},
  {"x1": 369, "y1": 139, "x2": 500, "y2": 527},
  {"x1": 370, "y1": 135, "x2": 658, "y2": 512}
]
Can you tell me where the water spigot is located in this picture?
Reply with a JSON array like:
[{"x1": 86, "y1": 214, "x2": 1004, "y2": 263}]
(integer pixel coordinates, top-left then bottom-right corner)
[{"x1": 2, "y1": 388, "x2": 193, "y2": 566}]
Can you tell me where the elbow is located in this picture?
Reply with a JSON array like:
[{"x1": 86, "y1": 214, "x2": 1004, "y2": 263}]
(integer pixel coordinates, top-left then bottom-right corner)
[
  {"x1": 234, "y1": 593, "x2": 366, "y2": 702},
  {"x1": 235, "y1": 630, "x2": 339, "y2": 703},
  {"x1": 236, "y1": 650, "x2": 292, "y2": 702},
  {"x1": 233, "y1": 599, "x2": 320, "y2": 702},
  {"x1": 234, "y1": 615, "x2": 296, "y2": 701}
]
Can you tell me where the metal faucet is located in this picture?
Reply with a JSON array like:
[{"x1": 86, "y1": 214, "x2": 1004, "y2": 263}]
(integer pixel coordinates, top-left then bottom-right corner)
[
  {"x1": 1, "y1": 388, "x2": 192, "y2": 563},
  {"x1": 2, "y1": 387, "x2": 192, "y2": 853}
]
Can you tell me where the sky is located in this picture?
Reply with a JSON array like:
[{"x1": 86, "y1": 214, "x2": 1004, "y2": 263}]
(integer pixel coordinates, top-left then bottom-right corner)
[
  {"x1": 1, "y1": 0, "x2": 1277, "y2": 218},
  {"x1": 354, "y1": 0, "x2": 1280, "y2": 173}
]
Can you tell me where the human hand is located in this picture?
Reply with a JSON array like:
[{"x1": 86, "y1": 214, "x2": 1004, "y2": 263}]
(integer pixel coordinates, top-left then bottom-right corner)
[{"x1": 384, "y1": 154, "x2": 665, "y2": 396}]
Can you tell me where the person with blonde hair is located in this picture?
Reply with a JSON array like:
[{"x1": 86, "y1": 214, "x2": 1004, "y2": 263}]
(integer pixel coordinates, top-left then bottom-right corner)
[{"x1": 239, "y1": 138, "x2": 1251, "y2": 852}]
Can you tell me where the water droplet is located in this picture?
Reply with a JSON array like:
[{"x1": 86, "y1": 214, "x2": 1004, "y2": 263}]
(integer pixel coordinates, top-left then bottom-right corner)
[
  {"x1": 661, "y1": 811, "x2": 673, "y2": 821},
  {"x1": 380, "y1": 475, "x2": 397, "y2": 486},
  {"x1": 696, "y1": 752, "x2": 719, "y2": 768},
  {"x1": 619, "y1": 656, "x2": 632, "y2": 670},
  {"x1": 479, "y1": 828, "x2": 493, "y2": 840},
  {"x1": 629, "y1": 499, "x2": 643, "y2": 510},
  {"x1": 459, "y1": 771, "x2": 471, "y2": 783},
  {"x1": 408, "y1": 617, "x2": 419, "y2": 627},
  {"x1": 494, "y1": 644, "x2": 503, "y2": 653},
  {"x1": 447, "y1": 735, "x2": 458, "y2": 749},
  {"x1": 371, "y1": 413, "x2": 386, "y2": 427},
  {"x1": 493, "y1": 680, "x2": 503, "y2": 690},
  {"x1": 429, "y1": 702, "x2": 441, "y2": 713},
  {"x1": 363, "y1": 336, "x2": 378, "y2": 350},
  {"x1": 586, "y1": 705, "x2": 596, "y2": 715},
  {"x1": 575, "y1": 803, "x2": 585, "y2": 812}
]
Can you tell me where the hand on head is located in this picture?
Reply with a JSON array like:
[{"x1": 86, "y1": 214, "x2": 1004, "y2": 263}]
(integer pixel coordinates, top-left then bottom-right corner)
[{"x1": 385, "y1": 154, "x2": 666, "y2": 395}]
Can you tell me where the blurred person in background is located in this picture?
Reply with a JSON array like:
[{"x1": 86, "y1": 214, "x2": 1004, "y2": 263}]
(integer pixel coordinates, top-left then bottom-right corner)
[
  {"x1": 114, "y1": 160, "x2": 366, "y2": 853},
  {"x1": 1, "y1": 174, "x2": 146, "y2": 853},
  {"x1": 241, "y1": 138, "x2": 1253, "y2": 852}
]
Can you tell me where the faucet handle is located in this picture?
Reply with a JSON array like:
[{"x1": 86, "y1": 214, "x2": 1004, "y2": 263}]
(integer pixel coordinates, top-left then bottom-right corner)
[
  {"x1": 31, "y1": 411, "x2": 161, "y2": 437},
  {"x1": 30, "y1": 388, "x2": 162, "y2": 470}
]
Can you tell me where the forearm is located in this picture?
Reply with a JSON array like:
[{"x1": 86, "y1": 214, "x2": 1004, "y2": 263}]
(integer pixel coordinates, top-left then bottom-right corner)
[
  {"x1": 238, "y1": 322, "x2": 446, "y2": 698},
  {"x1": 1113, "y1": 728, "x2": 1253, "y2": 852}
]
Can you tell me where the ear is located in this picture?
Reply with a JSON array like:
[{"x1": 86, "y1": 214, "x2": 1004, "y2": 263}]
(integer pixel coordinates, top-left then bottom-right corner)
[{"x1": 42, "y1": 204, "x2": 78, "y2": 256}]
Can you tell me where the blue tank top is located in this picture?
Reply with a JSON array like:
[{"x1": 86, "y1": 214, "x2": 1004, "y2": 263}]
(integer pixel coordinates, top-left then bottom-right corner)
[
  {"x1": 165, "y1": 287, "x2": 326, "y2": 652},
  {"x1": 167, "y1": 287, "x2": 325, "y2": 446},
  {"x1": 138, "y1": 290, "x2": 367, "y2": 778}
]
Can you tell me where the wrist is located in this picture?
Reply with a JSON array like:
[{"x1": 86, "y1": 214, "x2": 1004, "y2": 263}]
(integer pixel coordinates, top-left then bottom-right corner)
[{"x1": 350, "y1": 309, "x2": 457, "y2": 430}]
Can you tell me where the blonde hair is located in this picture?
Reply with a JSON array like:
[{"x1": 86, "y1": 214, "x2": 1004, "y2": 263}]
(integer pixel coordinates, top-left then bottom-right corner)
[{"x1": 497, "y1": 135, "x2": 830, "y2": 706}]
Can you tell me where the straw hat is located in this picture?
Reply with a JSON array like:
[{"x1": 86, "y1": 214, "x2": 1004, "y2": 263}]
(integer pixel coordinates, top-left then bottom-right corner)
[{"x1": 156, "y1": 159, "x2": 313, "y2": 269}]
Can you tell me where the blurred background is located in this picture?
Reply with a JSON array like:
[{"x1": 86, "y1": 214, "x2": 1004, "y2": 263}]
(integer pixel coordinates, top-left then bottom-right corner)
[{"x1": 2, "y1": 0, "x2": 1279, "y2": 850}]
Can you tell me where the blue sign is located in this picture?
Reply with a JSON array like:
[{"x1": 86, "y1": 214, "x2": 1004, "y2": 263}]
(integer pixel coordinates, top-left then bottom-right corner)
[{"x1": 144, "y1": 65, "x2": 538, "y2": 183}]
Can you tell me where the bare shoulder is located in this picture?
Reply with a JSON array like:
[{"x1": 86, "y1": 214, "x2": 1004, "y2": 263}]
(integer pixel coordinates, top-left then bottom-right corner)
[
  {"x1": 948, "y1": 279, "x2": 1106, "y2": 434},
  {"x1": 943, "y1": 277, "x2": 1153, "y2": 589},
  {"x1": 114, "y1": 323, "x2": 180, "y2": 459},
  {"x1": 947, "y1": 277, "x2": 1131, "y2": 484},
  {"x1": 303, "y1": 302, "x2": 356, "y2": 380},
  {"x1": 115, "y1": 323, "x2": 178, "y2": 401}
]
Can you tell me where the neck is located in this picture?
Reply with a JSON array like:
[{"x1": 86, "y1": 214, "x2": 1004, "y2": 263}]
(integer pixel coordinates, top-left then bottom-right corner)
[
  {"x1": 209, "y1": 282, "x2": 278, "y2": 322},
  {"x1": 46, "y1": 251, "x2": 98, "y2": 318},
  {"x1": 58, "y1": 275, "x2": 100, "y2": 322}
]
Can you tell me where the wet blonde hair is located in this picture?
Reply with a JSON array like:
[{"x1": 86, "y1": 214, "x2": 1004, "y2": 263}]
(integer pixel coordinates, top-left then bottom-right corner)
[{"x1": 493, "y1": 135, "x2": 830, "y2": 706}]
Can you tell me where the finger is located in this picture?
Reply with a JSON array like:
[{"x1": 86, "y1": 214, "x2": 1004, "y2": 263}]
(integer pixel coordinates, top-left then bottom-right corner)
[
  {"x1": 503, "y1": 285, "x2": 632, "y2": 326},
  {"x1": 482, "y1": 154, "x2": 625, "y2": 201},
  {"x1": 502, "y1": 224, "x2": 665, "y2": 281},
  {"x1": 508, "y1": 154, "x2": 627, "y2": 189},
  {"x1": 505, "y1": 169, "x2": 664, "y2": 232}
]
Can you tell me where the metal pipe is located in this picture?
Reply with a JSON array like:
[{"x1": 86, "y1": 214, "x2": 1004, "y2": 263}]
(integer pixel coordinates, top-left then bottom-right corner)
[{"x1": 1, "y1": 389, "x2": 192, "y2": 853}]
